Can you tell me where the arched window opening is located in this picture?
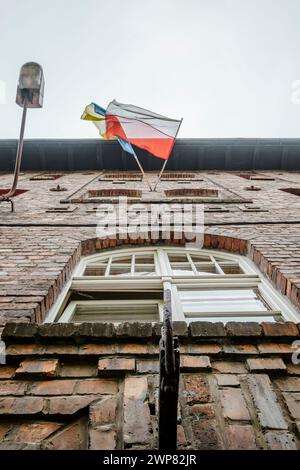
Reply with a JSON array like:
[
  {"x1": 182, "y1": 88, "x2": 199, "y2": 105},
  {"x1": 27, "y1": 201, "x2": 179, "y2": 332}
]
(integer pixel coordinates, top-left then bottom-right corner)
[{"x1": 45, "y1": 247, "x2": 299, "y2": 324}]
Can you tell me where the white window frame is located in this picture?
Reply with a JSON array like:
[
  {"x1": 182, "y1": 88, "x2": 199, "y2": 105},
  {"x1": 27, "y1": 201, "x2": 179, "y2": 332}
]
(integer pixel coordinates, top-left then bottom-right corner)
[{"x1": 44, "y1": 246, "x2": 300, "y2": 323}]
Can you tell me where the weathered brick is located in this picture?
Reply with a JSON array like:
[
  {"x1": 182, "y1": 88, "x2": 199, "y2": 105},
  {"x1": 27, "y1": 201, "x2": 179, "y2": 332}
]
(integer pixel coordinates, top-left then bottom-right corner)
[
  {"x1": 43, "y1": 418, "x2": 87, "y2": 449},
  {"x1": 89, "y1": 397, "x2": 117, "y2": 425},
  {"x1": 38, "y1": 323, "x2": 77, "y2": 339},
  {"x1": 6, "y1": 343, "x2": 45, "y2": 356},
  {"x1": 257, "y1": 343, "x2": 293, "y2": 354},
  {"x1": 116, "y1": 322, "x2": 152, "y2": 338},
  {"x1": 183, "y1": 374, "x2": 210, "y2": 404},
  {"x1": 153, "y1": 322, "x2": 188, "y2": 338},
  {"x1": 220, "y1": 388, "x2": 250, "y2": 421},
  {"x1": 30, "y1": 379, "x2": 77, "y2": 395},
  {"x1": 247, "y1": 374, "x2": 288, "y2": 429},
  {"x1": 287, "y1": 364, "x2": 300, "y2": 376},
  {"x1": 282, "y1": 393, "x2": 300, "y2": 419},
  {"x1": 173, "y1": 321, "x2": 189, "y2": 337},
  {"x1": 212, "y1": 361, "x2": 247, "y2": 374},
  {"x1": 189, "y1": 322, "x2": 226, "y2": 338},
  {"x1": 177, "y1": 424, "x2": 188, "y2": 447},
  {"x1": 265, "y1": 431, "x2": 297, "y2": 450},
  {"x1": 12, "y1": 422, "x2": 62, "y2": 443},
  {"x1": 76, "y1": 379, "x2": 118, "y2": 395},
  {"x1": 225, "y1": 322, "x2": 262, "y2": 337},
  {"x1": 79, "y1": 344, "x2": 115, "y2": 355},
  {"x1": 2, "y1": 323, "x2": 38, "y2": 341},
  {"x1": 45, "y1": 345, "x2": 78, "y2": 355},
  {"x1": 0, "y1": 397, "x2": 43, "y2": 415},
  {"x1": 189, "y1": 403, "x2": 214, "y2": 419},
  {"x1": 59, "y1": 363, "x2": 97, "y2": 378},
  {"x1": 0, "y1": 422, "x2": 12, "y2": 440},
  {"x1": 275, "y1": 377, "x2": 300, "y2": 391},
  {"x1": 0, "y1": 380, "x2": 27, "y2": 396},
  {"x1": 123, "y1": 376, "x2": 151, "y2": 445},
  {"x1": 216, "y1": 374, "x2": 240, "y2": 387},
  {"x1": 223, "y1": 344, "x2": 258, "y2": 355},
  {"x1": 15, "y1": 359, "x2": 59, "y2": 377},
  {"x1": 117, "y1": 343, "x2": 149, "y2": 355},
  {"x1": 262, "y1": 322, "x2": 299, "y2": 337},
  {"x1": 76, "y1": 322, "x2": 115, "y2": 339},
  {"x1": 187, "y1": 343, "x2": 222, "y2": 355},
  {"x1": 226, "y1": 425, "x2": 257, "y2": 450},
  {"x1": 45, "y1": 396, "x2": 98, "y2": 415},
  {"x1": 192, "y1": 419, "x2": 222, "y2": 450},
  {"x1": 180, "y1": 355, "x2": 211, "y2": 371},
  {"x1": 136, "y1": 360, "x2": 159, "y2": 374},
  {"x1": 0, "y1": 442, "x2": 39, "y2": 450},
  {"x1": 89, "y1": 427, "x2": 117, "y2": 450},
  {"x1": 246, "y1": 358, "x2": 286, "y2": 373},
  {"x1": 98, "y1": 357, "x2": 135, "y2": 374},
  {"x1": 0, "y1": 366, "x2": 16, "y2": 379}
]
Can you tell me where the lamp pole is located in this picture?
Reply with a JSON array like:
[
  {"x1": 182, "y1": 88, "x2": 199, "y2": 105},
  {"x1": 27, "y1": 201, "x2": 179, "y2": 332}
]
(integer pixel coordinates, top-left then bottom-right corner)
[{"x1": 0, "y1": 62, "x2": 44, "y2": 211}]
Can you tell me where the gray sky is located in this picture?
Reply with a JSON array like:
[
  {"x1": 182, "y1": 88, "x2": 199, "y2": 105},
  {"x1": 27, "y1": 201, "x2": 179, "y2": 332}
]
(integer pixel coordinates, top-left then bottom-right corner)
[{"x1": 0, "y1": 0, "x2": 300, "y2": 139}]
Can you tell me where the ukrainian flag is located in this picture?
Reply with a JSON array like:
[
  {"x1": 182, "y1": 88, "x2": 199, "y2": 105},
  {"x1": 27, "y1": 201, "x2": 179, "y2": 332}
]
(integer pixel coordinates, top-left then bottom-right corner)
[{"x1": 81, "y1": 102, "x2": 114, "y2": 140}]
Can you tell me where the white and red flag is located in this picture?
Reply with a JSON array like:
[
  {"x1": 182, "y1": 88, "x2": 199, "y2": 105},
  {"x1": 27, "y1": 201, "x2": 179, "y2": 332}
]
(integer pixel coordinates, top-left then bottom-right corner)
[{"x1": 105, "y1": 100, "x2": 182, "y2": 160}]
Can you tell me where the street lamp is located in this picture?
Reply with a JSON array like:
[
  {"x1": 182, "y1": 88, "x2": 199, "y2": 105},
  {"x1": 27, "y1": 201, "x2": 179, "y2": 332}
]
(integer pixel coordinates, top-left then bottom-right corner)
[{"x1": 0, "y1": 62, "x2": 44, "y2": 211}]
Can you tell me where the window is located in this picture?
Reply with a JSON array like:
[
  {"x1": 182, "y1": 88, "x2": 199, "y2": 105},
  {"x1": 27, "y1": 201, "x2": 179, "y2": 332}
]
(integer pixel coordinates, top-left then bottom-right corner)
[{"x1": 45, "y1": 247, "x2": 299, "y2": 324}]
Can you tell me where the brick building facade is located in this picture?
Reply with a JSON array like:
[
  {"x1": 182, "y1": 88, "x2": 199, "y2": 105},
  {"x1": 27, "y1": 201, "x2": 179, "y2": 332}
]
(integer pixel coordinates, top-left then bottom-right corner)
[{"x1": 0, "y1": 139, "x2": 300, "y2": 450}]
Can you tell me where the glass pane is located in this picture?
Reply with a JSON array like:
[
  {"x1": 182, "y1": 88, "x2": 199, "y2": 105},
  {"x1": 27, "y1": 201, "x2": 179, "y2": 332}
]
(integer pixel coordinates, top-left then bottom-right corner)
[
  {"x1": 180, "y1": 289, "x2": 257, "y2": 300},
  {"x1": 84, "y1": 265, "x2": 106, "y2": 276},
  {"x1": 179, "y1": 288, "x2": 268, "y2": 313},
  {"x1": 194, "y1": 263, "x2": 217, "y2": 275},
  {"x1": 109, "y1": 266, "x2": 132, "y2": 276},
  {"x1": 111, "y1": 256, "x2": 131, "y2": 265},
  {"x1": 72, "y1": 303, "x2": 159, "y2": 322},
  {"x1": 168, "y1": 253, "x2": 188, "y2": 263},
  {"x1": 171, "y1": 263, "x2": 194, "y2": 275},
  {"x1": 219, "y1": 263, "x2": 243, "y2": 274},
  {"x1": 135, "y1": 265, "x2": 156, "y2": 276},
  {"x1": 212, "y1": 255, "x2": 229, "y2": 262},
  {"x1": 135, "y1": 255, "x2": 154, "y2": 264},
  {"x1": 190, "y1": 254, "x2": 211, "y2": 262},
  {"x1": 88, "y1": 258, "x2": 108, "y2": 266}
]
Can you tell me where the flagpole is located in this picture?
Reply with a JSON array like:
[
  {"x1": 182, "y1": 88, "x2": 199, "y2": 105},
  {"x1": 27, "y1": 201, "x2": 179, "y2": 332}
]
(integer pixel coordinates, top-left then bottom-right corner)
[
  {"x1": 132, "y1": 151, "x2": 153, "y2": 191},
  {"x1": 152, "y1": 118, "x2": 183, "y2": 192},
  {"x1": 152, "y1": 159, "x2": 168, "y2": 192}
]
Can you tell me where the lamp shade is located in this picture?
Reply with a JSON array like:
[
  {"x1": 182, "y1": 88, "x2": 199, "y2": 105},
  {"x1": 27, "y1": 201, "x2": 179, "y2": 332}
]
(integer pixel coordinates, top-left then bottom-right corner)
[{"x1": 16, "y1": 62, "x2": 44, "y2": 108}]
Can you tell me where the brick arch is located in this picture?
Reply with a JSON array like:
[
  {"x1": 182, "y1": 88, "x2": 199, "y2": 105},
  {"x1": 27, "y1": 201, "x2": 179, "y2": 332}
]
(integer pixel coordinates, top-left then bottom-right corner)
[{"x1": 79, "y1": 233, "x2": 249, "y2": 257}]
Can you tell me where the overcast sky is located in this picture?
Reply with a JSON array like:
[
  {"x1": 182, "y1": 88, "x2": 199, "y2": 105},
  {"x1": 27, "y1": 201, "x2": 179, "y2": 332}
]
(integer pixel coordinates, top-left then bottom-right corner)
[{"x1": 0, "y1": 0, "x2": 300, "y2": 139}]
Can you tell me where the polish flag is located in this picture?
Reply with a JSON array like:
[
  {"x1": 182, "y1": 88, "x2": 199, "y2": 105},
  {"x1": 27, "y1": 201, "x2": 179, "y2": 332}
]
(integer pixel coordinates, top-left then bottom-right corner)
[{"x1": 105, "y1": 100, "x2": 182, "y2": 160}]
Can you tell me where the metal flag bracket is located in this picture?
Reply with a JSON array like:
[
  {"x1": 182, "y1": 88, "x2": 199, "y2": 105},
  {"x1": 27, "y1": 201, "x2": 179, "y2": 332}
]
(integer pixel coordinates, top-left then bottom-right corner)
[{"x1": 158, "y1": 288, "x2": 180, "y2": 450}]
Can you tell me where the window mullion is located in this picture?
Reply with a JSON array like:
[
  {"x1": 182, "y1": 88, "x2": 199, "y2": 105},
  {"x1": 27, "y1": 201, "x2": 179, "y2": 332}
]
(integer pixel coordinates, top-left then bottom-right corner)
[
  {"x1": 211, "y1": 256, "x2": 225, "y2": 275},
  {"x1": 187, "y1": 253, "x2": 197, "y2": 275},
  {"x1": 105, "y1": 256, "x2": 112, "y2": 276}
]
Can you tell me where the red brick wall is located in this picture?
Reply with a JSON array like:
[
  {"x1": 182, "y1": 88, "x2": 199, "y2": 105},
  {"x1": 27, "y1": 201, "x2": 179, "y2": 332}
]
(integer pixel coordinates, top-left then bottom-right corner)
[
  {"x1": 0, "y1": 322, "x2": 299, "y2": 450},
  {"x1": 1, "y1": 170, "x2": 300, "y2": 326},
  {"x1": 1, "y1": 170, "x2": 300, "y2": 450},
  {"x1": 1, "y1": 227, "x2": 300, "y2": 328}
]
